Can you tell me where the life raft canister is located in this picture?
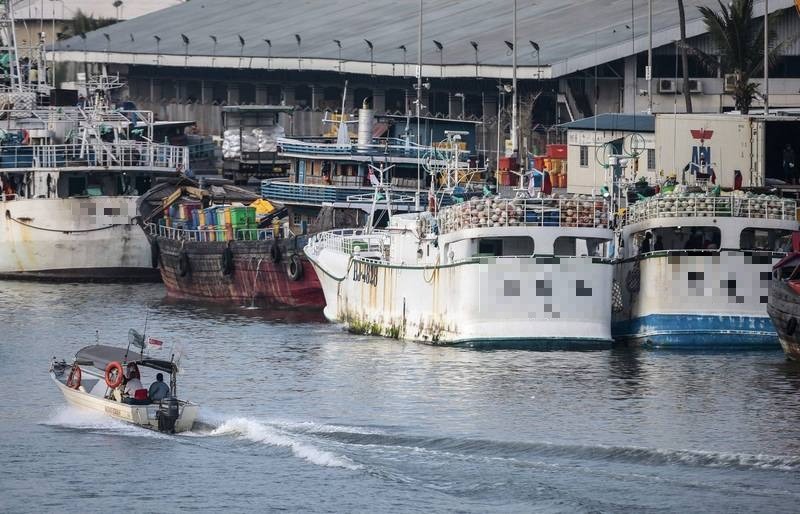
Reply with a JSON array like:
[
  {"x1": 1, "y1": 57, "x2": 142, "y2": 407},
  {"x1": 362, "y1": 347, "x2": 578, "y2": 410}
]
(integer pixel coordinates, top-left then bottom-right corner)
[
  {"x1": 66, "y1": 364, "x2": 82, "y2": 389},
  {"x1": 105, "y1": 361, "x2": 124, "y2": 388}
]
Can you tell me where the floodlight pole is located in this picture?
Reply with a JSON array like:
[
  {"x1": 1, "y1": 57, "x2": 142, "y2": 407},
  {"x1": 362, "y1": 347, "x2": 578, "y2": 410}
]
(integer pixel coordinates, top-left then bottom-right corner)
[
  {"x1": 416, "y1": 0, "x2": 423, "y2": 209},
  {"x1": 764, "y1": 0, "x2": 769, "y2": 116},
  {"x1": 510, "y1": 0, "x2": 518, "y2": 157}
]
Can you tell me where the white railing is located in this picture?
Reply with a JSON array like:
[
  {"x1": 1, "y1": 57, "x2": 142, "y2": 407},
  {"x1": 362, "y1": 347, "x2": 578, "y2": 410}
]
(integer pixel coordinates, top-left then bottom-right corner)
[
  {"x1": 0, "y1": 142, "x2": 189, "y2": 171},
  {"x1": 306, "y1": 228, "x2": 389, "y2": 258},
  {"x1": 147, "y1": 223, "x2": 274, "y2": 242},
  {"x1": 625, "y1": 195, "x2": 797, "y2": 224},
  {"x1": 438, "y1": 196, "x2": 609, "y2": 235}
]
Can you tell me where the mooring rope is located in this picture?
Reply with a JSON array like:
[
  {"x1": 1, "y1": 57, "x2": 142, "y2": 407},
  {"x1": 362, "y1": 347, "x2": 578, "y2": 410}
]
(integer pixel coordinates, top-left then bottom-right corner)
[{"x1": 6, "y1": 212, "x2": 124, "y2": 234}]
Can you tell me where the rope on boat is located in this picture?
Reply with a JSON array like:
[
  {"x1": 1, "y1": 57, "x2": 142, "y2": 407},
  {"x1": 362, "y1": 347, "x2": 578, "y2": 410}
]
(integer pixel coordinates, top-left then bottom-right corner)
[{"x1": 5, "y1": 212, "x2": 124, "y2": 234}]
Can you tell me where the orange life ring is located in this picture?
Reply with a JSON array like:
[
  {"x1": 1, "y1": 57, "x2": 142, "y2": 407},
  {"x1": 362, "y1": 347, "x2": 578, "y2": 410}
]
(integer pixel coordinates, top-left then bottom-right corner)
[
  {"x1": 66, "y1": 364, "x2": 81, "y2": 389},
  {"x1": 105, "y1": 361, "x2": 124, "y2": 388}
]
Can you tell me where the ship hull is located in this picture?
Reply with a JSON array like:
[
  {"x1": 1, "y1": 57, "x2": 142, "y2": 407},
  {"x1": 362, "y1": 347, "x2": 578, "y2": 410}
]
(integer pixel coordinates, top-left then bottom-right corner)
[
  {"x1": 0, "y1": 197, "x2": 159, "y2": 282},
  {"x1": 767, "y1": 279, "x2": 800, "y2": 360},
  {"x1": 613, "y1": 251, "x2": 781, "y2": 349},
  {"x1": 309, "y1": 249, "x2": 614, "y2": 347},
  {"x1": 155, "y1": 236, "x2": 325, "y2": 308}
]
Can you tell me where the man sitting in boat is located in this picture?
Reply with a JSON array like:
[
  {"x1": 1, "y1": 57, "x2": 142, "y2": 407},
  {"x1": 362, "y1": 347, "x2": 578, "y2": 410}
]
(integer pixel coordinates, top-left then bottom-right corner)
[
  {"x1": 148, "y1": 373, "x2": 170, "y2": 401},
  {"x1": 123, "y1": 365, "x2": 149, "y2": 405}
]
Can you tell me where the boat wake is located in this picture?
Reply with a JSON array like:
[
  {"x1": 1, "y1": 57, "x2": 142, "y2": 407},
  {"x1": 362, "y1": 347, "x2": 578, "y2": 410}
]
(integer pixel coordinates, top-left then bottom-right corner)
[
  {"x1": 292, "y1": 430, "x2": 800, "y2": 473},
  {"x1": 201, "y1": 417, "x2": 362, "y2": 470}
]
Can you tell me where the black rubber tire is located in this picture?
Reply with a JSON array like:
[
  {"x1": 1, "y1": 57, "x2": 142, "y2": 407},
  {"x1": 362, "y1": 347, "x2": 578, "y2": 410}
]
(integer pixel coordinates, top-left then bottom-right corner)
[
  {"x1": 270, "y1": 242, "x2": 282, "y2": 264},
  {"x1": 222, "y1": 245, "x2": 234, "y2": 275},
  {"x1": 286, "y1": 254, "x2": 304, "y2": 281},
  {"x1": 787, "y1": 317, "x2": 797, "y2": 336},
  {"x1": 150, "y1": 240, "x2": 160, "y2": 269},
  {"x1": 177, "y1": 251, "x2": 190, "y2": 277}
]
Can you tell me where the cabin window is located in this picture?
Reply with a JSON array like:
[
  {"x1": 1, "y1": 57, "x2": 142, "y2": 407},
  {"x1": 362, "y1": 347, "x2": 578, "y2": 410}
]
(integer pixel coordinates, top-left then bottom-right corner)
[
  {"x1": 67, "y1": 176, "x2": 87, "y2": 196},
  {"x1": 476, "y1": 236, "x2": 534, "y2": 257},
  {"x1": 647, "y1": 149, "x2": 656, "y2": 171},
  {"x1": 554, "y1": 236, "x2": 608, "y2": 257},
  {"x1": 579, "y1": 146, "x2": 588, "y2": 167},
  {"x1": 740, "y1": 228, "x2": 792, "y2": 252},
  {"x1": 633, "y1": 226, "x2": 721, "y2": 254}
]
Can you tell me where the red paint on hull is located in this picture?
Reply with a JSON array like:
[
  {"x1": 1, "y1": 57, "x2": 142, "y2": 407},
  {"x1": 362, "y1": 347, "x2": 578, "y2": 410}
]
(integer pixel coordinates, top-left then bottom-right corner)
[{"x1": 156, "y1": 237, "x2": 325, "y2": 309}]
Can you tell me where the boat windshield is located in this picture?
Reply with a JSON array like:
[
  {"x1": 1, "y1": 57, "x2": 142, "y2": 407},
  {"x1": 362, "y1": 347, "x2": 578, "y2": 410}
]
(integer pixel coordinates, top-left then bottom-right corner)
[{"x1": 74, "y1": 345, "x2": 176, "y2": 374}]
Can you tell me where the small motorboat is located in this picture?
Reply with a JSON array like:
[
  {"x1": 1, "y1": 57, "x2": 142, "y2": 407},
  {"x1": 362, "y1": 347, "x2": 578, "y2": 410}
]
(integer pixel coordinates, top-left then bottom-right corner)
[{"x1": 50, "y1": 331, "x2": 198, "y2": 433}]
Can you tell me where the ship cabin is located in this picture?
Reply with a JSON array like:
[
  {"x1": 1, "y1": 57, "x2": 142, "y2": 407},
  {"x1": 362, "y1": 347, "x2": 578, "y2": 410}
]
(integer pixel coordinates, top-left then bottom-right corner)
[
  {"x1": 617, "y1": 193, "x2": 798, "y2": 260},
  {"x1": 261, "y1": 112, "x2": 482, "y2": 235},
  {"x1": 378, "y1": 196, "x2": 613, "y2": 267}
]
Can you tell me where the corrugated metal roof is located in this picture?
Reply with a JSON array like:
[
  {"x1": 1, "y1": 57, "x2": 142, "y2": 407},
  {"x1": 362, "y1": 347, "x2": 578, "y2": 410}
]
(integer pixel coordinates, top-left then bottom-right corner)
[
  {"x1": 560, "y1": 114, "x2": 655, "y2": 132},
  {"x1": 13, "y1": 0, "x2": 183, "y2": 21},
  {"x1": 54, "y1": 0, "x2": 794, "y2": 78}
]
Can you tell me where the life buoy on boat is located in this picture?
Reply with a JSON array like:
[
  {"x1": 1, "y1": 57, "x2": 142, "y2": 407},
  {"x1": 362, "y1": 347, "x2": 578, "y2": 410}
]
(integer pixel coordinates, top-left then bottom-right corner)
[
  {"x1": 287, "y1": 254, "x2": 304, "y2": 281},
  {"x1": 221, "y1": 245, "x2": 234, "y2": 275},
  {"x1": 66, "y1": 364, "x2": 81, "y2": 389},
  {"x1": 105, "y1": 361, "x2": 124, "y2": 388},
  {"x1": 270, "y1": 242, "x2": 282, "y2": 264},
  {"x1": 177, "y1": 251, "x2": 190, "y2": 277},
  {"x1": 150, "y1": 240, "x2": 161, "y2": 269},
  {"x1": 787, "y1": 317, "x2": 798, "y2": 336}
]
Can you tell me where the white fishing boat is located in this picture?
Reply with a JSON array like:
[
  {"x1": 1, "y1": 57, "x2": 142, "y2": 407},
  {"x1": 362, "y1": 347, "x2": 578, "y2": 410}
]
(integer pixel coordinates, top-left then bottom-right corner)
[
  {"x1": 612, "y1": 190, "x2": 798, "y2": 348},
  {"x1": 50, "y1": 332, "x2": 197, "y2": 433},
  {"x1": 305, "y1": 156, "x2": 614, "y2": 346},
  {"x1": 0, "y1": 6, "x2": 186, "y2": 281}
]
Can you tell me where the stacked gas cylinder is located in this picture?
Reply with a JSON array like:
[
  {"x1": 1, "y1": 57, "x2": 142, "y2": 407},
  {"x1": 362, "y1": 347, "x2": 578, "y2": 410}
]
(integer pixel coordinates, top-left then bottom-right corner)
[
  {"x1": 627, "y1": 191, "x2": 796, "y2": 222},
  {"x1": 437, "y1": 195, "x2": 607, "y2": 234}
]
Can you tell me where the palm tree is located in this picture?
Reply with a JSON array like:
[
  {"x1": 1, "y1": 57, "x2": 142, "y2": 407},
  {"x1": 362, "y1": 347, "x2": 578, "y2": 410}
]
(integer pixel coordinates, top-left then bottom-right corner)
[
  {"x1": 690, "y1": 0, "x2": 792, "y2": 113},
  {"x1": 58, "y1": 10, "x2": 117, "y2": 41}
]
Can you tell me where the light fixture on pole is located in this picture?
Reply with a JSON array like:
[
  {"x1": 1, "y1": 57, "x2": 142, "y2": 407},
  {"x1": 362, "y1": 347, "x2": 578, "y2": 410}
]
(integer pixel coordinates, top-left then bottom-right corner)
[
  {"x1": 209, "y1": 35, "x2": 217, "y2": 67},
  {"x1": 397, "y1": 44, "x2": 407, "y2": 77},
  {"x1": 264, "y1": 39, "x2": 271, "y2": 70},
  {"x1": 181, "y1": 33, "x2": 190, "y2": 67},
  {"x1": 153, "y1": 34, "x2": 161, "y2": 66},
  {"x1": 529, "y1": 40, "x2": 540, "y2": 80},
  {"x1": 237, "y1": 34, "x2": 245, "y2": 68},
  {"x1": 364, "y1": 39, "x2": 374, "y2": 76},
  {"x1": 433, "y1": 39, "x2": 443, "y2": 77},
  {"x1": 470, "y1": 40, "x2": 479, "y2": 78},
  {"x1": 295, "y1": 34, "x2": 302, "y2": 70},
  {"x1": 333, "y1": 39, "x2": 342, "y2": 73}
]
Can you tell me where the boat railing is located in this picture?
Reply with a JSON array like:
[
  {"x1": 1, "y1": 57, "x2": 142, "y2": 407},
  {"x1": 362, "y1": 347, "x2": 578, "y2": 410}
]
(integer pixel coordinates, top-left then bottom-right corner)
[
  {"x1": 625, "y1": 196, "x2": 797, "y2": 224},
  {"x1": 277, "y1": 137, "x2": 468, "y2": 160},
  {"x1": 0, "y1": 141, "x2": 189, "y2": 172},
  {"x1": 306, "y1": 228, "x2": 389, "y2": 257},
  {"x1": 147, "y1": 222, "x2": 274, "y2": 242},
  {"x1": 437, "y1": 196, "x2": 609, "y2": 235}
]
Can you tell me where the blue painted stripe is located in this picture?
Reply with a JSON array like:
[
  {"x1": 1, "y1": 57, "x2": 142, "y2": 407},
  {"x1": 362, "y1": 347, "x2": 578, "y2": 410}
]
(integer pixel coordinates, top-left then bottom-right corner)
[{"x1": 612, "y1": 314, "x2": 779, "y2": 349}]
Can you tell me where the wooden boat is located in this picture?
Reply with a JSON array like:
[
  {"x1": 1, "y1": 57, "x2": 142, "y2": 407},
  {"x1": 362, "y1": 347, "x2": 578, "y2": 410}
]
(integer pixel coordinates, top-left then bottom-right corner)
[{"x1": 767, "y1": 233, "x2": 800, "y2": 360}]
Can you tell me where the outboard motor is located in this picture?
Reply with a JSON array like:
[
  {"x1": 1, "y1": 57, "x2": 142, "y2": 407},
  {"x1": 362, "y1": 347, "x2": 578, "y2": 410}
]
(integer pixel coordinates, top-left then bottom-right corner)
[{"x1": 157, "y1": 397, "x2": 180, "y2": 433}]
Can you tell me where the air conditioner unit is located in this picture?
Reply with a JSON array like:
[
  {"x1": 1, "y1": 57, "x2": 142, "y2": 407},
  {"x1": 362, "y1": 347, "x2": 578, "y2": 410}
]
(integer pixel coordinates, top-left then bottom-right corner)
[
  {"x1": 724, "y1": 73, "x2": 738, "y2": 93},
  {"x1": 688, "y1": 79, "x2": 703, "y2": 94},
  {"x1": 658, "y1": 79, "x2": 677, "y2": 94}
]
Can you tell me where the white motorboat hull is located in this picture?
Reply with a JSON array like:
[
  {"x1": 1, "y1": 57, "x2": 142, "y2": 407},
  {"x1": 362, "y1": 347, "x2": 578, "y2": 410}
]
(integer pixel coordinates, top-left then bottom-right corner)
[
  {"x1": 0, "y1": 197, "x2": 158, "y2": 281},
  {"x1": 309, "y1": 249, "x2": 614, "y2": 347},
  {"x1": 51, "y1": 373, "x2": 197, "y2": 433}
]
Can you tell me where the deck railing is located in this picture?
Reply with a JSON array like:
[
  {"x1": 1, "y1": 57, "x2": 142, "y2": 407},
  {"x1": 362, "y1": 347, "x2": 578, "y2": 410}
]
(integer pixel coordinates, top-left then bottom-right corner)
[
  {"x1": 306, "y1": 228, "x2": 389, "y2": 257},
  {"x1": 625, "y1": 195, "x2": 797, "y2": 224},
  {"x1": 0, "y1": 142, "x2": 188, "y2": 171},
  {"x1": 147, "y1": 222, "x2": 274, "y2": 242},
  {"x1": 437, "y1": 196, "x2": 609, "y2": 234},
  {"x1": 277, "y1": 137, "x2": 468, "y2": 160}
]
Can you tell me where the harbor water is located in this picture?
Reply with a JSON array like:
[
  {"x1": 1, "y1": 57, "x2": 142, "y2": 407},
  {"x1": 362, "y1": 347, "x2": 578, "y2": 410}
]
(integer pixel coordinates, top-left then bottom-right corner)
[{"x1": 2, "y1": 282, "x2": 800, "y2": 513}]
